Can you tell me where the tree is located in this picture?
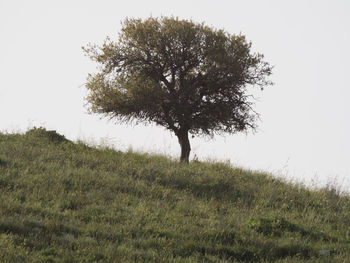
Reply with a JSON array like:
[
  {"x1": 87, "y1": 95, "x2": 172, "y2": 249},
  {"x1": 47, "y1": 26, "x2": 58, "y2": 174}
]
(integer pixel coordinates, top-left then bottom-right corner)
[{"x1": 83, "y1": 17, "x2": 273, "y2": 163}]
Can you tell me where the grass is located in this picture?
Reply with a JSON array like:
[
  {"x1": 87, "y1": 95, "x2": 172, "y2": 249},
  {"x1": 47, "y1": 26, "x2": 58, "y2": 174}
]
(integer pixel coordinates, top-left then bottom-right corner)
[{"x1": 0, "y1": 127, "x2": 350, "y2": 262}]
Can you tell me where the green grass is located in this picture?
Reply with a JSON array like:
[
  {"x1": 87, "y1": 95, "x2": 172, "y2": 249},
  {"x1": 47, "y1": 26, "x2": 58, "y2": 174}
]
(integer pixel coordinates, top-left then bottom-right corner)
[{"x1": 1, "y1": 127, "x2": 350, "y2": 262}]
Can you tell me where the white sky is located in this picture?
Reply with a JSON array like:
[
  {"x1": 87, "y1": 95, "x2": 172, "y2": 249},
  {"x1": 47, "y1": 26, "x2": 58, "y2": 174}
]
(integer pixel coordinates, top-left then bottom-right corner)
[{"x1": 1, "y1": 0, "x2": 349, "y2": 191}]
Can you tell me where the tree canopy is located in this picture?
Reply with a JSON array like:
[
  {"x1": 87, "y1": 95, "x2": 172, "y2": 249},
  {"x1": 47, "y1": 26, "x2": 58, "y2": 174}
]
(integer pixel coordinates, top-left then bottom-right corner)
[{"x1": 83, "y1": 16, "x2": 273, "y2": 162}]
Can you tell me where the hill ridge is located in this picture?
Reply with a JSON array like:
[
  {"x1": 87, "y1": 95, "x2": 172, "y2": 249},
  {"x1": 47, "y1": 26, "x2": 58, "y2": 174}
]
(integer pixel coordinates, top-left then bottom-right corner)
[{"x1": 0, "y1": 128, "x2": 349, "y2": 262}]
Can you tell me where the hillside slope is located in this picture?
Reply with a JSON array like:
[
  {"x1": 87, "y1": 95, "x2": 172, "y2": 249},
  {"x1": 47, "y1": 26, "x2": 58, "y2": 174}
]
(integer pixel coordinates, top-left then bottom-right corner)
[{"x1": 0, "y1": 128, "x2": 349, "y2": 262}]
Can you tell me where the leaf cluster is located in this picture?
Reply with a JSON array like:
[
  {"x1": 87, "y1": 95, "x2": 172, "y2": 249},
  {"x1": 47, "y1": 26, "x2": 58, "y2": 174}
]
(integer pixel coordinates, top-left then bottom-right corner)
[{"x1": 83, "y1": 17, "x2": 273, "y2": 136}]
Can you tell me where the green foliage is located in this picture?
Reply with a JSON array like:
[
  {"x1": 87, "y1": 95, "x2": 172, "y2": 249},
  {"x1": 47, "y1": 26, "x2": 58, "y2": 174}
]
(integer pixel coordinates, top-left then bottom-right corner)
[
  {"x1": 25, "y1": 127, "x2": 69, "y2": 144},
  {"x1": 83, "y1": 16, "x2": 273, "y2": 134},
  {"x1": 83, "y1": 16, "x2": 273, "y2": 162},
  {"x1": 0, "y1": 129, "x2": 349, "y2": 262}
]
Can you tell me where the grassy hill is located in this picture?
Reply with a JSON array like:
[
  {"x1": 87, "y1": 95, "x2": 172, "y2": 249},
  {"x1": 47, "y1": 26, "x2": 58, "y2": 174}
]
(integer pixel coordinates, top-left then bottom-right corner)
[{"x1": 0, "y1": 127, "x2": 349, "y2": 262}]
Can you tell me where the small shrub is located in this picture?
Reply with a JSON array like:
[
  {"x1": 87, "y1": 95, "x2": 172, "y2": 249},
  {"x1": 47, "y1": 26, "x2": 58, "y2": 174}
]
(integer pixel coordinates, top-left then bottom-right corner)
[{"x1": 25, "y1": 127, "x2": 69, "y2": 144}]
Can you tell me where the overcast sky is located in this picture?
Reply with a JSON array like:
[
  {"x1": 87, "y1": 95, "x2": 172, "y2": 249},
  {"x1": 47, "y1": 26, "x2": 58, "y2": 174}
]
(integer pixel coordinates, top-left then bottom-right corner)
[{"x1": 1, "y1": 0, "x2": 349, "y2": 191}]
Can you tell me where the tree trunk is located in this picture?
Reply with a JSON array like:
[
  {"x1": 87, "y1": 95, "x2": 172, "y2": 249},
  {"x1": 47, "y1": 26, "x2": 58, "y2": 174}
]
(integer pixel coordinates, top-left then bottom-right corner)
[{"x1": 177, "y1": 130, "x2": 191, "y2": 163}]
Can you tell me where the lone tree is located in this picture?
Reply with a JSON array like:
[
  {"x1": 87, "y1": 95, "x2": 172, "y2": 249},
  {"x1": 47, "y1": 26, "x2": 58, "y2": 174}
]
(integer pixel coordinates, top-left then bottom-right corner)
[{"x1": 83, "y1": 17, "x2": 273, "y2": 163}]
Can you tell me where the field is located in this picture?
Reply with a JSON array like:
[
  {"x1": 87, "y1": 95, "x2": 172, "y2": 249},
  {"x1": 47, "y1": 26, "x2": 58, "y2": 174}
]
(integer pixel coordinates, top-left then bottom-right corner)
[{"x1": 0, "y1": 127, "x2": 349, "y2": 262}]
